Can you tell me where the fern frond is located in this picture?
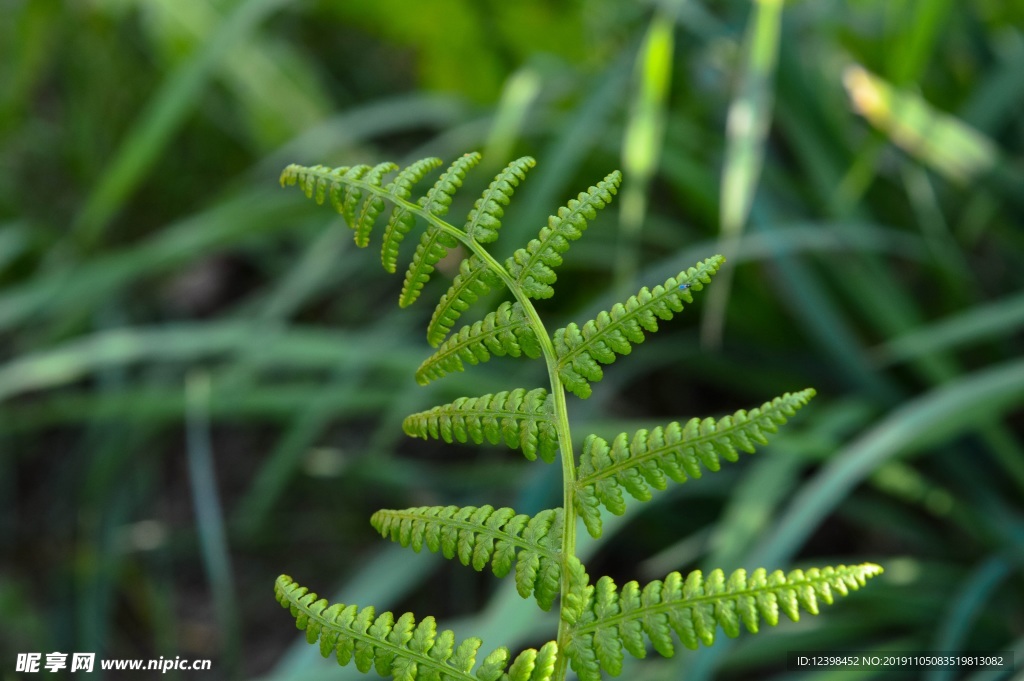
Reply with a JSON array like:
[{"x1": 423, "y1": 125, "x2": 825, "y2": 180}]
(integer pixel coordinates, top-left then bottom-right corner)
[
  {"x1": 342, "y1": 162, "x2": 397, "y2": 246},
  {"x1": 280, "y1": 153, "x2": 878, "y2": 681},
  {"x1": 276, "y1": 575, "x2": 558, "y2": 681},
  {"x1": 403, "y1": 389, "x2": 558, "y2": 463},
  {"x1": 565, "y1": 564, "x2": 883, "y2": 681},
  {"x1": 420, "y1": 157, "x2": 536, "y2": 346},
  {"x1": 416, "y1": 302, "x2": 541, "y2": 385},
  {"x1": 427, "y1": 256, "x2": 503, "y2": 347},
  {"x1": 380, "y1": 157, "x2": 445, "y2": 273},
  {"x1": 505, "y1": 171, "x2": 622, "y2": 300},
  {"x1": 400, "y1": 153, "x2": 483, "y2": 307},
  {"x1": 353, "y1": 162, "x2": 401, "y2": 247},
  {"x1": 281, "y1": 159, "x2": 444, "y2": 260},
  {"x1": 466, "y1": 157, "x2": 536, "y2": 244},
  {"x1": 282, "y1": 163, "x2": 370, "y2": 222},
  {"x1": 553, "y1": 257, "x2": 724, "y2": 399},
  {"x1": 575, "y1": 390, "x2": 815, "y2": 538},
  {"x1": 370, "y1": 506, "x2": 564, "y2": 610}
]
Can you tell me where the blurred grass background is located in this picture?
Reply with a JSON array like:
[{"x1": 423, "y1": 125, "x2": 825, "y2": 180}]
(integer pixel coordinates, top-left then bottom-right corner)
[{"x1": 2, "y1": 0, "x2": 1023, "y2": 679}]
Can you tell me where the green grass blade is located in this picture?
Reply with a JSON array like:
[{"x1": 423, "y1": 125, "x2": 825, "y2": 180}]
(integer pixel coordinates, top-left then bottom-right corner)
[
  {"x1": 262, "y1": 93, "x2": 468, "y2": 172},
  {"x1": 843, "y1": 64, "x2": 999, "y2": 185},
  {"x1": 0, "y1": 322, "x2": 422, "y2": 403},
  {"x1": 925, "y1": 552, "x2": 1024, "y2": 681},
  {"x1": 0, "y1": 384, "x2": 397, "y2": 433},
  {"x1": 231, "y1": 371, "x2": 368, "y2": 538},
  {"x1": 502, "y1": 52, "x2": 630, "y2": 252},
  {"x1": 482, "y1": 67, "x2": 542, "y2": 172},
  {"x1": 750, "y1": 357, "x2": 1024, "y2": 569},
  {"x1": 0, "y1": 190, "x2": 304, "y2": 333},
  {"x1": 615, "y1": 9, "x2": 675, "y2": 293},
  {"x1": 185, "y1": 372, "x2": 240, "y2": 677},
  {"x1": 885, "y1": 0, "x2": 953, "y2": 86},
  {"x1": 72, "y1": 0, "x2": 290, "y2": 248},
  {"x1": 959, "y1": 35, "x2": 1024, "y2": 133},
  {"x1": 701, "y1": 0, "x2": 784, "y2": 347},
  {"x1": 0, "y1": 223, "x2": 29, "y2": 273},
  {"x1": 873, "y1": 291, "x2": 1024, "y2": 367}
]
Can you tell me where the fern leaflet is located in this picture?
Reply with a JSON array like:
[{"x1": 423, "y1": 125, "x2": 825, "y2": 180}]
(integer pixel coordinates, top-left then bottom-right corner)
[
  {"x1": 553, "y1": 257, "x2": 724, "y2": 399},
  {"x1": 423, "y1": 157, "x2": 536, "y2": 346},
  {"x1": 575, "y1": 389, "x2": 816, "y2": 537},
  {"x1": 283, "y1": 159, "x2": 446, "y2": 260},
  {"x1": 427, "y1": 256, "x2": 503, "y2": 347},
  {"x1": 355, "y1": 162, "x2": 401, "y2": 246},
  {"x1": 466, "y1": 157, "x2": 536, "y2": 244},
  {"x1": 506, "y1": 171, "x2": 621, "y2": 300},
  {"x1": 400, "y1": 153, "x2": 483, "y2": 307},
  {"x1": 403, "y1": 388, "x2": 558, "y2": 463},
  {"x1": 284, "y1": 163, "x2": 366, "y2": 221},
  {"x1": 370, "y1": 506, "x2": 563, "y2": 610},
  {"x1": 276, "y1": 575, "x2": 558, "y2": 681},
  {"x1": 375, "y1": 157, "x2": 445, "y2": 272},
  {"x1": 416, "y1": 302, "x2": 541, "y2": 385},
  {"x1": 564, "y1": 563, "x2": 883, "y2": 681}
]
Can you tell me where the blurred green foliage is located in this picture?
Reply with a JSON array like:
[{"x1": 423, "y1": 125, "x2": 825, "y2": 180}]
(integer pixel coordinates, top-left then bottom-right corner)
[{"x1": 1, "y1": 0, "x2": 1022, "y2": 679}]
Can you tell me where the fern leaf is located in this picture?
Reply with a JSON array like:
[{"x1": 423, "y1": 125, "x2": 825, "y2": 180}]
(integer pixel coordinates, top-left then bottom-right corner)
[
  {"x1": 565, "y1": 564, "x2": 883, "y2": 681},
  {"x1": 276, "y1": 575, "x2": 558, "y2": 681},
  {"x1": 466, "y1": 157, "x2": 536, "y2": 244},
  {"x1": 403, "y1": 388, "x2": 558, "y2": 463},
  {"x1": 505, "y1": 171, "x2": 622, "y2": 300},
  {"x1": 380, "y1": 157, "x2": 445, "y2": 273},
  {"x1": 416, "y1": 302, "x2": 541, "y2": 385},
  {"x1": 503, "y1": 641, "x2": 558, "y2": 681},
  {"x1": 282, "y1": 159, "x2": 445, "y2": 262},
  {"x1": 282, "y1": 163, "x2": 372, "y2": 224},
  {"x1": 427, "y1": 256, "x2": 504, "y2": 347},
  {"x1": 575, "y1": 390, "x2": 815, "y2": 537},
  {"x1": 399, "y1": 153, "x2": 483, "y2": 307},
  {"x1": 421, "y1": 158, "x2": 536, "y2": 346},
  {"x1": 354, "y1": 162, "x2": 400, "y2": 247},
  {"x1": 553, "y1": 257, "x2": 724, "y2": 399},
  {"x1": 370, "y1": 506, "x2": 564, "y2": 610}
]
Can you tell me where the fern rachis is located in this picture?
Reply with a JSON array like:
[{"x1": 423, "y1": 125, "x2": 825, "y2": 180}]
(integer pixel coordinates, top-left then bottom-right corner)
[{"x1": 277, "y1": 153, "x2": 882, "y2": 681}]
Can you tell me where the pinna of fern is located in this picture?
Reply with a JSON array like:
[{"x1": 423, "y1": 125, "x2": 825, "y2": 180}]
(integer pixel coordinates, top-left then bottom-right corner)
[
  {"x1": 558, "y1": 558, "x2": 883, "y2": 681},
  {"x1": 575, "y1": 389, "x2": 817, "y2": 536},
  {"x1": 275, "y1": 575, "x2": 559, "y2": 681},
  {"x1": 277, "y1": 152, "x2": 883, "y2": 681},
  {"x1": 402, "y1": 388, "x2": 558, "y2": 463},
  {"x1": 275, "y1": 558, "x2": 882, "y2": 681},
  {"x1": 281, "y1": 154, "x2": 621, "y2": 339}
]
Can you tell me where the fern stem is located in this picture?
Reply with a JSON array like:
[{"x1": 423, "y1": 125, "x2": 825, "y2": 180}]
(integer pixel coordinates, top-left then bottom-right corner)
[
  {"x1": 549, "y1": 384, "x2": 576, "y2": 681},
  {"x1": 355, "y1": 174, "x2": 579, "y2": 678},
  {"x1": 292, "y1": 165, "x2": 585, "y2": 679}
]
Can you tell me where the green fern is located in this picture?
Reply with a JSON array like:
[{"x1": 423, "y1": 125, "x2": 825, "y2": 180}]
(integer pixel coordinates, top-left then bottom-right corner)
[
  {"x1": 399, "y1": 152, "x2": 482, "y2": 308},
  {"x1": 575, "y1": 389, "x2": 817, "y2": 537},
  {"x1": 465, "y1": 156, "x2": 536, "y2": 244},
  {"x1": 415, "y1": 302, "x2": 541, "y2": 385},
  {"x1": 276, "y1": 575, "x2": 558, "y2": 681},
  {"x1": 379, "y1": 158, "x2": 445, "y2": 271},
  {"x1": 402, "y1": 388, "x2": 557, "y2": 462},
  {"x1": 505, "y1": 171, "x2": 621, "y2": 300},
  {"x1": 553, "y1": 260, "x2": 722, "y2": 399},
  {"x1": 560, "y1": 559, "x2": 883, "y2": 681},
  {"x1": 370, "y1": 506, "x2": 563, "y2": 609},
  {"x1": 427, "y1": 255, "x2": 503, "y2": 347},
  {"x1": 277, "y1": 152, "x2": 882, "y2": 681},
  {"x1": 356, "y1": 162, "x2": 400, "y2": 247}
]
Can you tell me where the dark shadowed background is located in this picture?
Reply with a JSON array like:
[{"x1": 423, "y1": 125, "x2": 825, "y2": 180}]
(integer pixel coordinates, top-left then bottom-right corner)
[{"x1": 2, "y1": 0, "x2": 1023, "y2": 679}]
